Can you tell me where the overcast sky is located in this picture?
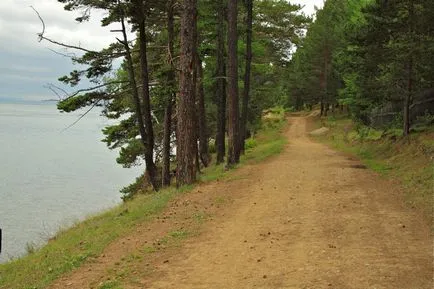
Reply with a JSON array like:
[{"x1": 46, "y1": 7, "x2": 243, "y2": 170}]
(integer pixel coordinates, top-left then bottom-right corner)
[{"x1": 0, "y1": 0, "x2": 324, "y2": 103}]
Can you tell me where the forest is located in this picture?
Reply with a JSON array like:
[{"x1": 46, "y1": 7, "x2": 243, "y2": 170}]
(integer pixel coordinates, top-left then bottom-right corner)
[{"x1": 41, "y1": 0, "x2": 433, "y2": 196}]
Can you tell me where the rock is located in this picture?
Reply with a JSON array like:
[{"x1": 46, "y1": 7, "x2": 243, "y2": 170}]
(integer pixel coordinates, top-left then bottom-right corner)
[{"x1": 309, "y1": 127, "x2": 330, "y2": 136}]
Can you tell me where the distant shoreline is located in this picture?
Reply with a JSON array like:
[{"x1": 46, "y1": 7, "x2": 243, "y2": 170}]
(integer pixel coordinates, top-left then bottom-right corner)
[{"x1": 0, "y1": 99, "x2": 57, "y2": 105}]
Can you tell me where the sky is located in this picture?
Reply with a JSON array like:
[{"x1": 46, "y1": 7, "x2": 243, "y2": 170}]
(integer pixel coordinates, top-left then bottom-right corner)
[{"x1": 0, "y1": 0, "x2": 324, "y2": 103}]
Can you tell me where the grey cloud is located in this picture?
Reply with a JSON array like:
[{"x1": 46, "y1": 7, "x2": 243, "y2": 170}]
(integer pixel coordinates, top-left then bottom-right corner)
[
  {"x1": 0, "y1": 0, "x2": 322, "y2": 102},
  {"x1": 0, "y1": 0, "x2": 123, "y2": 102}
]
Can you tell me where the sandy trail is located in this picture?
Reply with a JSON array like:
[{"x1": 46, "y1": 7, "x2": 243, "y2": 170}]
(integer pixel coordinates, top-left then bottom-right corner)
[{"x1": 51, "y1": 117, "x2": 433, "y2": 289}]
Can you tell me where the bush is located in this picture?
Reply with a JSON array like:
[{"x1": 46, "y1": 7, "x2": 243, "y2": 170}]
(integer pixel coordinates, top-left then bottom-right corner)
[
  {"x1": 120, "y1": 173, "x2": 148, "y2": 201},
  {"x1": 245, "y1": 138, "x2": 258, "y2": 150}
]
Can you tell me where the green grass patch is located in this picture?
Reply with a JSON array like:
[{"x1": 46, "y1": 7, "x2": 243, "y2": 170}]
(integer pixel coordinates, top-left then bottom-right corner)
[
  {"x1": 142, "y1": 246, "x2": 157, "y2": 254},
  {"x1": 311, "y1": 114, "x2": 434, "y2": 219},
  {"x1": 98, "y1": 280, "x2": 123, "y2": 289},
  {"x1": 0, "y1": 108, "x2": 288, "y2": 289},
  {"x1": 168, "y1": 230, "x2": 190, "y2": 240},
  {"x1": 192, "y1": 211, "x2": 209, "y2": 223}
]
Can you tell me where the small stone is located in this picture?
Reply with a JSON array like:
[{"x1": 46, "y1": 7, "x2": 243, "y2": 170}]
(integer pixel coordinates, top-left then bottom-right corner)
[{"x1": 263, "y1": 275, "x2": 267, "y2": 279}]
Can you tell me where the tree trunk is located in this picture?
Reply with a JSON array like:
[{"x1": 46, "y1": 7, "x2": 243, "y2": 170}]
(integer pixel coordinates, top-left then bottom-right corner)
[
  {"x1": 320, "y1": 99, "x2": 324, "y2": 116},
  {"x1": 215, "y1": 0, "x2": 226, "y2": 165},
  {"x1": 119, "y1": 14, "x2": 157, "y2": 191},
  {"x1": 162, "y1": 0, "x2": 176, "y2": 187},
  {"x1": 136, "y1": 0, "x2": 159, "y2": 190},
  {"x1": 227, "y1": 0, "x2": 240, "y2": 166},
  {"x1": 404, "y1": 0, "x2": 414, "y2": 137},
  {"x1": 177, "y1": 0, "x2": 197, "y2": 186},
  {"x1": 240, "y1": 0, "x2": 253, "y2": 154},
  {"x1": 404, "y1": 59, "x2": 413, "y2": 136},
  {"x1": 196, "y1": 55, "x2": 210, "y2": 167}
]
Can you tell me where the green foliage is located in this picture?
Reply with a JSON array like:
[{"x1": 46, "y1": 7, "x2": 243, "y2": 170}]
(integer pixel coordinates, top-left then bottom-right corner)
[
  {"x1": 287, "y1": 0, "x2": 434, "y2": 133},
  {"x1": 245, "y1": 138, "x2": 258, "y2": 150},
  {"x1": 119, "y1": 173, "x2": 147, "y2": 201}
]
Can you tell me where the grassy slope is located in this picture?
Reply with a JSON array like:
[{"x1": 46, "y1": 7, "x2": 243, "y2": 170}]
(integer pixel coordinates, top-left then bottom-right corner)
[
  {"x1": 310, "y1": 114, "x2": 434, "y2": 221},
  {"x1": 0, "y1": 109, "x2": 287, "y2": 289}
]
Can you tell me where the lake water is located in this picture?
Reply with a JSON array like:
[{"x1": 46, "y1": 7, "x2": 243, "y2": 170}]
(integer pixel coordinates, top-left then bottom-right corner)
[{"x1": 0, "y1": 103, "x2": 143, "y2": 263}]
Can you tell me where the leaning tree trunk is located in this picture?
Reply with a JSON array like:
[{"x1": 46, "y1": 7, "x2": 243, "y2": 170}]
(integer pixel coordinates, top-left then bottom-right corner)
[
  {"x1": 240, "y1": 0, "x2": 253, "y2": 154},
  {"x1": 215, "y1": 0, "x2": 227, "y2": 165},
  {"x1": 227, "y1": 0, "x2": 240, "y2": 166},
  {"x1": 119, "y1": 14, "x2": 157, "y2": 191},
  {"x1": 162, "y1": 0, "x2": 176, "y2": 187},
  {"x1": 136, "y1": 0, "x2": 159, "y2": 190},
  {"x1": 196, "y1": 55, "x2": 210, "y2": 167},
  {"x1": 177, "y1": 0, "x2": 197, "y2": 186}
]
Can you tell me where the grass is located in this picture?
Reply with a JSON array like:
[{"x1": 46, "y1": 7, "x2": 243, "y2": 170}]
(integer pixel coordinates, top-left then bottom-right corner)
[
  {"x1": 0, "y1": 185, "x2": 191, "y2": 289},
  {"x1": 311, "y1": 114, "x2": 434, "y2": 219},
  {"x1": 98, "y1": 280, "x2": 123, "y2": 289},
  {"x1": 0, "y1": 107, "x2": 287, "y2": 289}
]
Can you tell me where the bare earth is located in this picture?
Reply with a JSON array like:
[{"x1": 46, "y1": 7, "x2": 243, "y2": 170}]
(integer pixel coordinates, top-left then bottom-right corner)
[{"x1": 50, "y1": 116, "x2": 433, "y2": 289}]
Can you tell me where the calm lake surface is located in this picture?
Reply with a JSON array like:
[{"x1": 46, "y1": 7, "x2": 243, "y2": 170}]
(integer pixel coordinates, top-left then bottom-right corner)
[{"x1": 0, "y1": 103, "x2": 142, "y2": 263}]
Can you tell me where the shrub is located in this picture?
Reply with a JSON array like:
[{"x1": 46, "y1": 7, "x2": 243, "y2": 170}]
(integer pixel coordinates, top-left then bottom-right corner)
[{"x1": 245, "y1": 138, "x2": 258, "y2": 150}]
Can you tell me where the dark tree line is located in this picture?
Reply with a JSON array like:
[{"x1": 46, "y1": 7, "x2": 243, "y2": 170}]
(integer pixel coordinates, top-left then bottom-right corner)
[{"x1": 287, "y1": 0, "x2": 434, "y2": 135}]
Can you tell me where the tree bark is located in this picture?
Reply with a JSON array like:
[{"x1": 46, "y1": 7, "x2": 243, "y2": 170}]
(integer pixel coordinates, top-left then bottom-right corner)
[
  {"x1": 177, "y1": 0, "x2": 197, "y2": 186},
  {"x1": 162, "y1": 0, "x2": 176, "y2": 187},
  {"x1": 404, "y1": 58, "x2": 413, "y2": 136},
  {"x1": 227, "y1": 0, "x2": 240, "y2": 166},
  {"x1": 119, "y1": 14, "x2": 157, "y2": 191},
  {"x1": 136, "y1": 0, "x2": 159, "y2": 191},
  {"x1": 404, "y1": 0, "x2": 414, "y2": 136},
  {"x1": 215, "y1": 0, "x2": 226, "y2": 165},
  {"x1": 240, "y1": 0, "x2": 253, "y2": 154},
  {"x1": 196, "y1": 55, "x2": 210, "y2": 166}
]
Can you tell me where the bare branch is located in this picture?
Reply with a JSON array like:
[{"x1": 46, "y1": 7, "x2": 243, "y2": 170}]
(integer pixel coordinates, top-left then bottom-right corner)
[
  {"x1": 60, "y1": 85, "x2": 132, "y2": 131},
  {"x1": 47, "y1": 48, "x2": 78, "y2": 59},
  {"x1": 30, "y1": 6, "x2": 44, "y2": 41},
  {"x1": 44, "y1": 83, "x2": 71, "y2": 100},
  {"x1": 63, "y1": 80, "x2": 129, "y2": 101},
  {"x1": 32, "y1": 6, "x2": 98, "y2": 54},
  {"x1": 32, "y1": 6, "x2": 124, "y2": 60},
  {"x1": 61, "y1": 99, "x2": 102, "y2": 132},
  {"x1": 45, "y1": 86, "x2": 62, "y2": 100}
]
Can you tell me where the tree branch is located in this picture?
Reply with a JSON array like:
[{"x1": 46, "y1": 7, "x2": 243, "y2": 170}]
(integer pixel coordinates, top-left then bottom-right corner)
[{"x1": 61, "y1": 99, "x2": 102, "y2": 132}]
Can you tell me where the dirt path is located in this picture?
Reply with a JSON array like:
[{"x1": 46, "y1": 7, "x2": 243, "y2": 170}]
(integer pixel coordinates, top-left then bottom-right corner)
[{"x1": 51, "y1": 117, "x2": 433, "y2": 289}]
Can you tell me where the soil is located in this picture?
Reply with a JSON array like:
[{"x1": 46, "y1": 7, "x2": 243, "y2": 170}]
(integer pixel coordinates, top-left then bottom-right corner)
[{"x1": 49, "y1": 116, "x2": 433, "y2": 289}]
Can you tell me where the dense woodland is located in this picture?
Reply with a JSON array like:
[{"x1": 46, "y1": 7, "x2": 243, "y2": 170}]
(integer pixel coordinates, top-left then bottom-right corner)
[
  {"x1": 288, "y1": 0, "x2": 434, "y2": 134},
  {"x1": 41, "y1": 0, "x2": 433, "y2": 197}
]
